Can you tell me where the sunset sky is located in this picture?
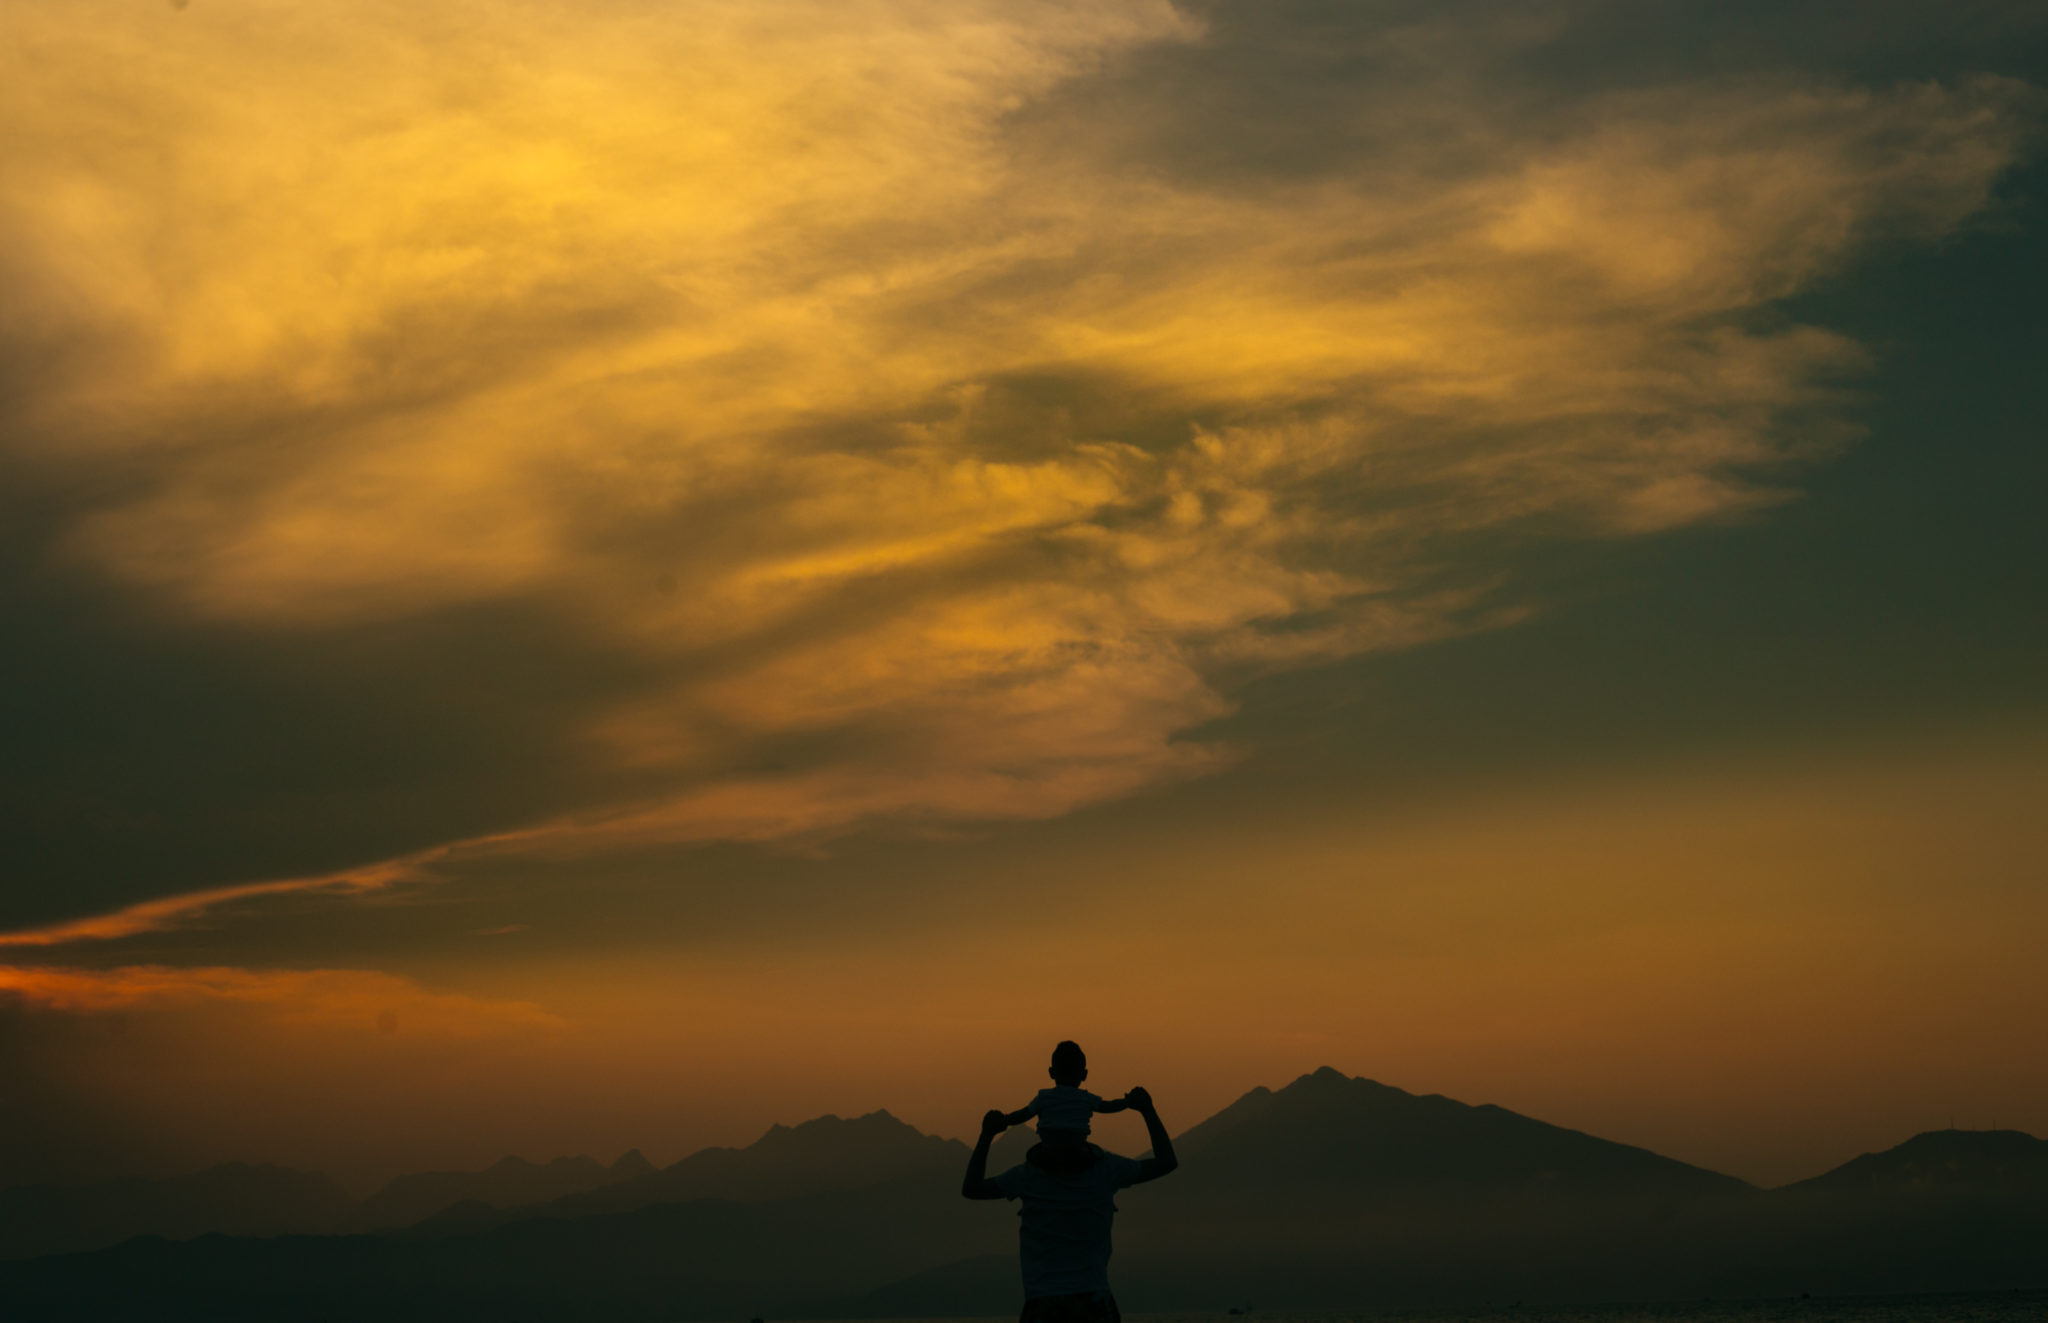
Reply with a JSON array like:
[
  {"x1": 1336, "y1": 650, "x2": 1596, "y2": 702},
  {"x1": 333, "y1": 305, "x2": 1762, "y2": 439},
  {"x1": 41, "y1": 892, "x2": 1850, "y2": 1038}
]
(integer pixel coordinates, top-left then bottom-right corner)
[{"x1": 3, "y1": 0, "x2": 2045, "y2": 1194}]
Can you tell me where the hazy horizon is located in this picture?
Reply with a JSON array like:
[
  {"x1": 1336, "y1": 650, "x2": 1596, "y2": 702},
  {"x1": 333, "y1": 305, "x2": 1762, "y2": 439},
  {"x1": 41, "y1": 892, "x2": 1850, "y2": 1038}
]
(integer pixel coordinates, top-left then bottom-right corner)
[{"x1": 3, "y1": 0, "x2": 2045, "y2": 1200}]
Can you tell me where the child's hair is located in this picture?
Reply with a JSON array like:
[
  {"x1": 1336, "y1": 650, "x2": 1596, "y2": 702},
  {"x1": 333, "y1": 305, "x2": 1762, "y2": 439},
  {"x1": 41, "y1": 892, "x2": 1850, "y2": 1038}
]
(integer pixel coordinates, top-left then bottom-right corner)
[{"x1": 1050, "y1": 1040, "x2": 1087, "y2": 1075}]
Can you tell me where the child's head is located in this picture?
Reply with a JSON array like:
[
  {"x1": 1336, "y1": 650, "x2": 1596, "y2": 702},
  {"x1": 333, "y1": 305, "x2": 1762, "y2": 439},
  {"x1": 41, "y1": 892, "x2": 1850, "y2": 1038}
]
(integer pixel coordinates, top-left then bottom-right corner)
[{"x1": 1049, "y1": 1039, "x2": 1088, "y2": 1087}]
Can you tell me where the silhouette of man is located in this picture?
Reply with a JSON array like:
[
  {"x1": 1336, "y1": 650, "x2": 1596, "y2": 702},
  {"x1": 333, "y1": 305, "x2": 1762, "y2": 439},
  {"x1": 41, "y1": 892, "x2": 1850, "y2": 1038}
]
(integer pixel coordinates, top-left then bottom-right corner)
[{"x1": 963, "y1": 1084, "x2": 1178, "y2": 1322}]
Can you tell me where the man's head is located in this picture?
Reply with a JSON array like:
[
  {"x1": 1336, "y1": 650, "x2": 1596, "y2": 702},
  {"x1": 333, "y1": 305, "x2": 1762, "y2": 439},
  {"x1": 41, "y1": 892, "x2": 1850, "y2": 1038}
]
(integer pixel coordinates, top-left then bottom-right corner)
[{"x1": 1049, "y1": 1039, "x2": 1088, "y2": 1087}]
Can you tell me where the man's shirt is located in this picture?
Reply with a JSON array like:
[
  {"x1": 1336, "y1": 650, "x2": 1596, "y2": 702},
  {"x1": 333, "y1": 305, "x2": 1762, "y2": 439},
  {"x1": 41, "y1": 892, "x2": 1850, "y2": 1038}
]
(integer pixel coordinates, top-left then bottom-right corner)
[{"x1": 992, "y1": 1149, "x2": 1147, "y2": 1298}]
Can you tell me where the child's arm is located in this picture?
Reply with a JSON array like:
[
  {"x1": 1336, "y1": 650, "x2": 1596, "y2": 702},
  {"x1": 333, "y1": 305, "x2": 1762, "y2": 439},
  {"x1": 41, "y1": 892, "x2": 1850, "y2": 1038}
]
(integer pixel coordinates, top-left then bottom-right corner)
[
  {"x1": 1000, "y1": 1101, "x2": 1038, "y2": 1126},
  {"x1": 1093, "y1": 1094, "x2": 1132, "y2": 1114}
]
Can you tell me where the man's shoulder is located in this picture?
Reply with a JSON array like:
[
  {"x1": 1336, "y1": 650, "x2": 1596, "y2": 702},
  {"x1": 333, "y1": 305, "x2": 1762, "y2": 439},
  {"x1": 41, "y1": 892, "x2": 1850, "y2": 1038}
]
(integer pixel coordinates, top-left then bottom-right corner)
[
  {"x1": 999, "y1": 1147, "x2": 1141, "y2": 1194},
  {"x1": 1097, "y1": 1150, "x2": 1145, "y2": 1182},
  {"x1": 1057, "y1": 1147, "x2": 1145, "y2": 1183}
]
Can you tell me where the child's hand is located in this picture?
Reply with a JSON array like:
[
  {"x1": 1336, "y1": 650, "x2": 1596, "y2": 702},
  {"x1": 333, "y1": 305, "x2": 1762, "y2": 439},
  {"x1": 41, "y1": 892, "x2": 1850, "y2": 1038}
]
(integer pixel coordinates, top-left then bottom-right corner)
[
  {"x1": 1124, "y1": 1086, "x2": 1154, "y2": 1114},
  {"x1": 981, "y1": 1109, "x2": 1009, "y2": 1138}
]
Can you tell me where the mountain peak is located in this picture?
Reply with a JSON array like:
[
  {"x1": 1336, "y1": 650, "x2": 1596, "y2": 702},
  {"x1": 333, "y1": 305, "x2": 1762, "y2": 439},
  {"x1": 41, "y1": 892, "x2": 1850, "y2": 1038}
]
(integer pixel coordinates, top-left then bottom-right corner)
[
  {"x1": 1175, "y1": 1069, "x2": 1749, "y2": 1201},
  {"x1": 1791, "y1": 1127, "x2": 2048, "y2": 1194},
  {"x1": 526, "y1": 1108, "x2": 964, "y2": 1224},
  {"x1": 1277, "y1": 1067, "x2": 1414, "y2": 1100},
  {"x1": 746, "y1": 1110, "x2": 924, "y2": 1152}
]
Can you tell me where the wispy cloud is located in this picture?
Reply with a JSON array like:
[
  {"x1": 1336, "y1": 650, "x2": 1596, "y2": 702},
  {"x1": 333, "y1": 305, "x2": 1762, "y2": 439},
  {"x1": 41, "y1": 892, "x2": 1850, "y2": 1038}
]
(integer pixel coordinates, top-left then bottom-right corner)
[
  {"x1": 0, "y1": 859, "x2": 419, "y2": 950},
  {"x1": 0, "y1": 962, "x2": 561, "y2": 1032},
  {"x1": 0, "y1": 0, "x2": 2037, "y2": 944}
]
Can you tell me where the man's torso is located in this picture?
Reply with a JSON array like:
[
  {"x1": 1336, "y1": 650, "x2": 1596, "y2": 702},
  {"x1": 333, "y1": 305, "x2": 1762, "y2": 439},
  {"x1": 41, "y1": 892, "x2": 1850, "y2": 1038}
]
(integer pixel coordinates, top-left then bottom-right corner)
[{"x1": 993, "y1": 1149, "x2": 1143, "y2": 1299}]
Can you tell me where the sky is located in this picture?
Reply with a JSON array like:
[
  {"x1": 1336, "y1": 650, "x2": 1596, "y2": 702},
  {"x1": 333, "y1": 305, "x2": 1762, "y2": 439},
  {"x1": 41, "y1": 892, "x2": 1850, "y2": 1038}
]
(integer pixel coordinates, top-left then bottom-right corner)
[{"x1": 2, "y1": 0, "x2": 2044, "y2": 1193}]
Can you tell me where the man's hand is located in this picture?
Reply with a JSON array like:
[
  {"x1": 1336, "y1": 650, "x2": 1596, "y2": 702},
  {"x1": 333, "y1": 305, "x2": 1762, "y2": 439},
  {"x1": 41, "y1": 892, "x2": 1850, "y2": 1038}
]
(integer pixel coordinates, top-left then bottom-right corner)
[
  {"x1": 981, "y1": 1108, "x2": 1009, "y2": 1138},
  {"x1": 1124, "y1": 1086, "x2": 1154, "y2": 1115}
]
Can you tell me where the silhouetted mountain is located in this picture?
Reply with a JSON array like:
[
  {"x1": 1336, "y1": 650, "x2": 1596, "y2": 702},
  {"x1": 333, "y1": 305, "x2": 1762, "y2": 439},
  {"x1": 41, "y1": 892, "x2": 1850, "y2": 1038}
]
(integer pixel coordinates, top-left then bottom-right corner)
[
  {"x1": 1167, "y1": 1066, "x2": 1751, "y2": 1204},
  {"x1": 0, "y1": 1148, "x2": 1006, "y2": 1321},
  {"x1": 351, "y1": 1148, "x2": 651, "y2": 1230},
  {"x1": 1786, "y1": 1129, "x2": 2048, "y2": 1197},
  {"x1": 612, "y1": 1146, "x2": 656, "y2": 1178},
  {"x1": 529, "y1": 1110, "x2": 963, "y2": 1221},
  {"x1": 1093, "y1": 1068, "x2": 1762, "y2": 1310},
  {"x1": 404, "y1": 1196, "x2": 501, "y2": 1234},
  {"x1": 0, "y1": 1162, "x2": 352, "y2": 1261},
  {"x1": 2, "y1": 1070, "x2": 2043, "y2": 1320},
  {"x1": 1705, "y1": 1128, "x2": 2048, "y2": 1302}
]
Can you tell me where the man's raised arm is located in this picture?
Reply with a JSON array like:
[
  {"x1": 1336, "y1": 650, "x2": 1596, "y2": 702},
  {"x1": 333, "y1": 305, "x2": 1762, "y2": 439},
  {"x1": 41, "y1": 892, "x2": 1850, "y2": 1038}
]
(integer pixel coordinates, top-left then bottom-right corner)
[
  {"x1": 962, "y1": 1109, "x2": 1008, "y2": 1200},
  {"x1": 1126, "y1": 1087, "x2": 1177, "y2": 1183}
]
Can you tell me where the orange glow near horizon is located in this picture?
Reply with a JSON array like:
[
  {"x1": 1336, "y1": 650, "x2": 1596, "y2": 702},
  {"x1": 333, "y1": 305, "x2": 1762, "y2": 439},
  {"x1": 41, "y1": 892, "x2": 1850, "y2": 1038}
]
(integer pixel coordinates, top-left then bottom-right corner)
[{"x1": 8, "y1": 727, "x2": 2043, "y2": 1188}]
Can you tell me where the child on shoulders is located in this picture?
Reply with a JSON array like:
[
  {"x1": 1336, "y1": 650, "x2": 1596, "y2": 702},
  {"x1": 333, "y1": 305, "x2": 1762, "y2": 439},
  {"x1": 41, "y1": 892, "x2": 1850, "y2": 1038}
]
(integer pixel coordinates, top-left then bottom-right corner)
[{"x1": 1003, "y1": 1040, "x2": 1130, "y2": 1140}]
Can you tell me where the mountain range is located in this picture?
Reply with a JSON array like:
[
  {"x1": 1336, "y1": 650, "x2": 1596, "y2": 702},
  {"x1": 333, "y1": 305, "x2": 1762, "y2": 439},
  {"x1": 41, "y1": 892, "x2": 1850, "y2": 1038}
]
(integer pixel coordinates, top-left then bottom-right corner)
[
  {"x1": 0, "y1": 1145, "x2": 655, "y2": 1260},
  {"x1": 2, "y1": 1067, "x2": 2042, "y2": 1319},
  {"x1": 352, "y1": 1148, "x2": 655, "y2": 1232},
  {"x1": 0, "y1": 1162, "x2": 354, "y2": 1262}
]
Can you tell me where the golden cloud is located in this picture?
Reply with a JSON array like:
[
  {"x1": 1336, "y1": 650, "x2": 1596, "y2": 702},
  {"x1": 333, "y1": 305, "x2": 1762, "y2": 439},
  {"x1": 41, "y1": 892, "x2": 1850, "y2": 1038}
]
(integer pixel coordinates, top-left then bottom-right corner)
[{"x1": 0, "y1": 0, "x2": 2036, "y2": 878}]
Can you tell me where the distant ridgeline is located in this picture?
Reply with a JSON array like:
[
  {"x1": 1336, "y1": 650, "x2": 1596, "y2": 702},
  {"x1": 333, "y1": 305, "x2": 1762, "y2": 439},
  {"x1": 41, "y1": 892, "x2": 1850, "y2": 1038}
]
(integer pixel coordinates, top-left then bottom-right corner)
[{"x1": 3, "y1": 1069, "x2": 2044, "y2": 1320}]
